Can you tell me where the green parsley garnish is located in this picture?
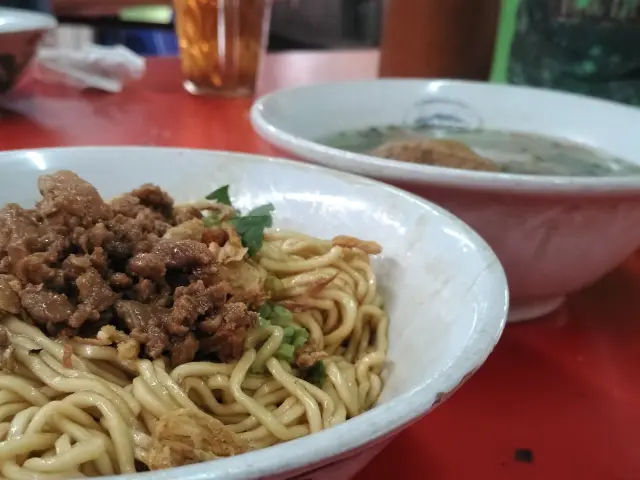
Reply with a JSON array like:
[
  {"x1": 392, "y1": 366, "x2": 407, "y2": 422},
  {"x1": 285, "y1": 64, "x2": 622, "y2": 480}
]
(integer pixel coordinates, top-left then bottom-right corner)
[
  {"x1": 205, "y1": 185, "x2": 232, "y2": 205},
  {"x1": 229, "y1": 204, "x2": 274, "y2": 257},
  {"x1": 204, "y1": 185, "x2": 274, "y2": 256}
]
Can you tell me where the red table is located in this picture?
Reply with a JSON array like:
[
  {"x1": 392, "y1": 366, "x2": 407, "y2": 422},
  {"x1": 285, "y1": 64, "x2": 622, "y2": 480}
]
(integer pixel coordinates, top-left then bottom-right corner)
[{"x1": 2, "y1": 51, "x2": 640, "y2": 480}]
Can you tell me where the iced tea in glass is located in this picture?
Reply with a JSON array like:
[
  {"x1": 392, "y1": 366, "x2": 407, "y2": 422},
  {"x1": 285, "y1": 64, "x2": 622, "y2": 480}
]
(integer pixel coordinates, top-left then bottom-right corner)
[{"x1": 174, "y1": 0, "x2": 272, "y2": 96}]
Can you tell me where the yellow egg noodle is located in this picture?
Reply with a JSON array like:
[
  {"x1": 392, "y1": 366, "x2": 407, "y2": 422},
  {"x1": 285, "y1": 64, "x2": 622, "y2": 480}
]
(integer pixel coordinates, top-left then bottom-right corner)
[{"x1": 0, "y1": 229, "x2": 388, "y2": 477}]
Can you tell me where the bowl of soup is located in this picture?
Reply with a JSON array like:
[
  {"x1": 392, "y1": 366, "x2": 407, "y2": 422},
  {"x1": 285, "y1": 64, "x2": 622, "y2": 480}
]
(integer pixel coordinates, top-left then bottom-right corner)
[{"x1": 251, "y1": 79, "x2": 640, "y2": 321}]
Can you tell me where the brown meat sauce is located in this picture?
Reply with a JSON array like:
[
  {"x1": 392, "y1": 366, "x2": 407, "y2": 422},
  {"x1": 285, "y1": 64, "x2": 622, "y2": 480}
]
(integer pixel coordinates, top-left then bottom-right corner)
[
  {"x1": 0, "y1": 171, "x2": 263, "y2": 366},
  {"x1": 370, "y1": 138, "x2": 500, "y2": 172}
]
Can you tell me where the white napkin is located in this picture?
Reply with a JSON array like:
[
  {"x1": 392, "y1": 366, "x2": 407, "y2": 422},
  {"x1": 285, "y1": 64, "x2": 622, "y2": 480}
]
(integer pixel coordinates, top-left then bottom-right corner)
[{"x1": 33, "y1": 44, "x2": 146, "y2": 93}]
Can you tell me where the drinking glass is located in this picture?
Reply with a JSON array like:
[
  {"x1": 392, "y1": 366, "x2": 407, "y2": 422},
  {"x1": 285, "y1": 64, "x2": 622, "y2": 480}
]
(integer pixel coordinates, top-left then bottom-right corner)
[{"x1": 174, "y1": 0, "x2": 272, "y2": 96}]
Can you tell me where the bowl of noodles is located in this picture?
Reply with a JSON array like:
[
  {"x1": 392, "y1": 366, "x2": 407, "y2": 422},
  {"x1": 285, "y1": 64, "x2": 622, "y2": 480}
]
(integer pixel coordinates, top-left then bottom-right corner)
[
  {"x1": 0, "y1": 147, "x2": 508, "y2": 479},
  {"x1": 251, "y1": 79, "x2": 640, "y2": 322}
]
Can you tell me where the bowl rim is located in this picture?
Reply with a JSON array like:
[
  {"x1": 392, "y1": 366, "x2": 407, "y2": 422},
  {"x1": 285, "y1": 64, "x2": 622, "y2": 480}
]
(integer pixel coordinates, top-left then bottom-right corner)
[
  {"x1": 251, "y1": 79, "x2": 640, "y2": 195},
  {"x1": 0, "y1": 146, "x2": 509, "y2": 479},
  {"x1": 0, "y1": 7, "x2": 57, "y2": 34}
]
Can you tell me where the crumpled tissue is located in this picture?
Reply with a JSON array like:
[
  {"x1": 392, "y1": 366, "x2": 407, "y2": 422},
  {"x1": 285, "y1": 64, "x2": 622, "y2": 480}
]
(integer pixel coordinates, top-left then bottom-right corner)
[{"x1": 33, "y1": 44, "x2": 145, "y2": 93}]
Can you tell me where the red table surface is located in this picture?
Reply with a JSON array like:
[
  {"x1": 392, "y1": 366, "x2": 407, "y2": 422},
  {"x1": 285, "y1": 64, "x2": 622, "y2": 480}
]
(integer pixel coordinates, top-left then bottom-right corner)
[{"x1": 2, "y1": 52, "x2": 640, "y2": 480}]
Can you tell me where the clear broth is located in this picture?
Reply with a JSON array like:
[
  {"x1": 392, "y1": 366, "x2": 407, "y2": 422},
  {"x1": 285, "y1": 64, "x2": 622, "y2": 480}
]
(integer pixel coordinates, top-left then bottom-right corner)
[{"x1": 320, "y1": 125, "x2": 640, "y2": 177}]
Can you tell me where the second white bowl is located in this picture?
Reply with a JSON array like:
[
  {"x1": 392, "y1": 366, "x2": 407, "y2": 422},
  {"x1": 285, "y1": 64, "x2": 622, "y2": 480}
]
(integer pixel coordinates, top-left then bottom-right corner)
[{"x1": 251, "y1": 79, "x2": 640, "y2": 321}]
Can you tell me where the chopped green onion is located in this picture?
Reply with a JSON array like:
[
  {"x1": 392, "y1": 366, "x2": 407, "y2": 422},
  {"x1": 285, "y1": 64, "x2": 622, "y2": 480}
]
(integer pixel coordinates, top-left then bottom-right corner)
[
  {"x1": 256, "y1": 302, "x2": 312, "y2": 364},
  {"x1": 259, "y1": 303, "x2": 273, "y2": 320},
  {"x1": 292, "y1": 329, "x2": 309, "y2": 348},
  {"x1": 282, "y1": 326, "x2": 296, "y2": 344},
  {"x1": 259, "y1": 317, "x2": 271, "y2": 328},
  {"x1": 264, "y1": 276, "x2": 283, "y2": 295},
  {"x1": 275, "y1": 343, "x2": 296, "y2": 362},
  {"x1": 271, "y1": 305, "x2": 293, "y2": 326}
]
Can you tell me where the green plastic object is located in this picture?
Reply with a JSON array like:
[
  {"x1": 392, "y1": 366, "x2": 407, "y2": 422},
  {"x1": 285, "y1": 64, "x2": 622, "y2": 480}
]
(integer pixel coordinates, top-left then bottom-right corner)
[
  {"x1": 491, "y1": 0, "x2": 640, "y2": 105},
  {"x1": 119, "y1": 6, "x2": 173, "y2": 24},
  {"x1": 490, "y1": 0, "x2": 520, "y2": 83}
]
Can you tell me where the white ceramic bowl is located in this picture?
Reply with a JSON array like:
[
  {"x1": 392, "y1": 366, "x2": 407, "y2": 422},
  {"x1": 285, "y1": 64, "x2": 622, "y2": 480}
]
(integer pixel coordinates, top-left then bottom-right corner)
[
  {"x1": 0, "y1": 147, "x2": 507, "y2": 480},
  {"x1": 0, "y1": 7, "x2": 57, "y2": 93},
  {"x1": 251, "y1": 79, "x2": 640, "y2": 322}
]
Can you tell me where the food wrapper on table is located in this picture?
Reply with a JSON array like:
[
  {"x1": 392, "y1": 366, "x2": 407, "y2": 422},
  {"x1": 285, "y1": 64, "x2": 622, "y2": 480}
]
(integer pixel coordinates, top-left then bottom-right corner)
[{"x1": 33, "y1": 44, "x2": 145, "y2": 93}]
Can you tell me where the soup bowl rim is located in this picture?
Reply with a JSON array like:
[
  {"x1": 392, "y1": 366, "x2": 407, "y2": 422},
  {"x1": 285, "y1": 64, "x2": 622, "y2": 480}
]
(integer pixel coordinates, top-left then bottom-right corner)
[{"x1": 250, "y1": 79, "x2": 640, "y2": 196}]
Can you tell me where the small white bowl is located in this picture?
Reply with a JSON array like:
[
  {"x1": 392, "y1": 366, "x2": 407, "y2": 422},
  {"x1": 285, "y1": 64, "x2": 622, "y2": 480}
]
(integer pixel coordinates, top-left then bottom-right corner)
[
  {"x1": 0, "y1": 7, "x2": 57, "y2": 93},
  {"x1": 251, "y1": 79, "x2": 640, "y2": 322},
  {"x1": 0, "y1": 147, "x2": 508, "y2": 480}
]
